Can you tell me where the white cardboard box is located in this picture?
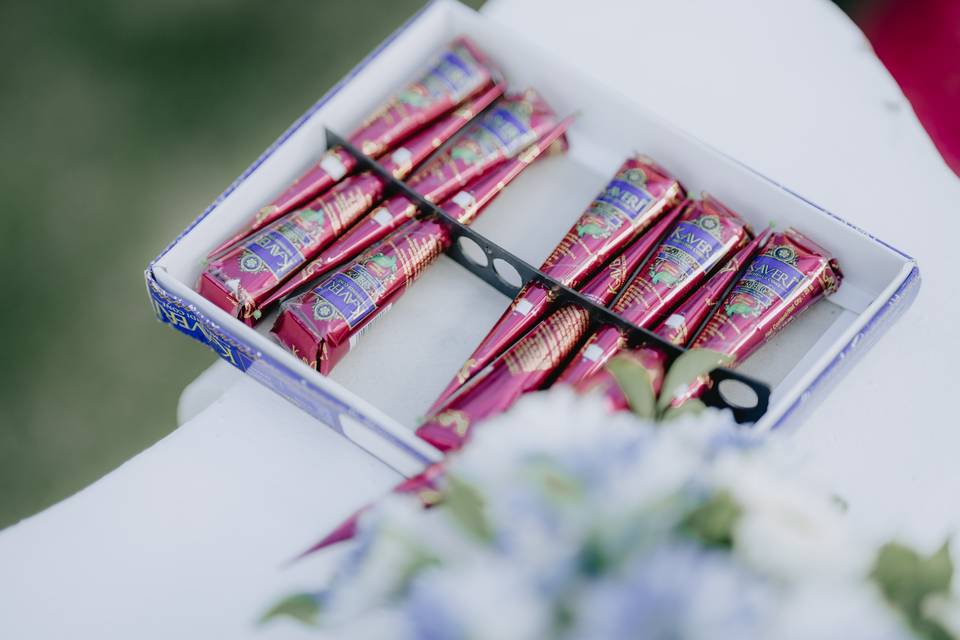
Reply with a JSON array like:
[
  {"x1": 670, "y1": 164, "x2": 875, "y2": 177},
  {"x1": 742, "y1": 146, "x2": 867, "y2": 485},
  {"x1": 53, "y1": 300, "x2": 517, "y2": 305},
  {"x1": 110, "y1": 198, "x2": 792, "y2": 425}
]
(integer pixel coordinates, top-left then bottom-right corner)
[{"x1": 146, "y1": 0, "x2": 919, "y2": 476}]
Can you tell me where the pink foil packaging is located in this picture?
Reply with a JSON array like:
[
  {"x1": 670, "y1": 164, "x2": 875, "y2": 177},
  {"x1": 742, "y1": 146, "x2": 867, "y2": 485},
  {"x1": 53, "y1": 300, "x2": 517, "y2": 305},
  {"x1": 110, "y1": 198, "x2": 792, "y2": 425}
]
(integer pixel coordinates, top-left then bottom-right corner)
[
  {"x1": 209, "y1": 37, "x2": 497, "y2": 257},
  {"x1": 413, "y1": 204, "x2": 681, "y2": 452},
  {"x1": 570, "y1": 228, "x2": 770, "y2": 414},
  {"x1": 197, "y1": 87, "x2": 500, "y2": 324},
  {"x1": 417, "y1": 305, "x2": 594, "y2": 452},
  {"x1": 555, "y1": 196, "x2": 753, "y2": 387},
  {"x1": 273, "y1": 89, "x2": 562, "y2": 294},
  {"x1": 577, "y1": 203, "x2": 686, "y2": 305},
  {"x1": 272, "y1": 118, "x2": 572, "y2": 373},
  {"x1": 426, "y1": 157, "x2": 684, "y2": 413},
  {"x1": 654, "y1": 227, "x2": 772, "y2": 346},
  {"x1": 666, "y1": 228, "x2": 842, "y2": 407}
]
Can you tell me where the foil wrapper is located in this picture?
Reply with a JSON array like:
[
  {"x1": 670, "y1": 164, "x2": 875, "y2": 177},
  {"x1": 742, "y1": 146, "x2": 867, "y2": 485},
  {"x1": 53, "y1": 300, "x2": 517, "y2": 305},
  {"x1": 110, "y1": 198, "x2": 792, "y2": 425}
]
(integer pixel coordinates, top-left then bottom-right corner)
[
  {"x1": 197, "y1": 89, "x2": 501, "y2": 325},
  {"x1": 667, "y1": 228, "x2": 842, "y2": 407},
  {"x1": 654, "y1": 227, "x2": 772, "y2": 346},
  {"x1": 209, "y1": 37, "x2": 497, "y2": 257},
  {"x1": 556, "y1": 195, "x2": 752, "y2": 386},
  {"x1": 426, "y1": 157, "x2": 684, "y2": 413},
  {"x1": 578, "y1": 202, "x2": 686, "y2": 305},
  {"x1": 272, "y1": 119, "x2": 572, "y2": 373},
  {"x1": 284, "y1": 89, "x2": 562, "y2": 286},
  {"x1": 417, "y1": 305, "x2": 593, "y2": 452}
]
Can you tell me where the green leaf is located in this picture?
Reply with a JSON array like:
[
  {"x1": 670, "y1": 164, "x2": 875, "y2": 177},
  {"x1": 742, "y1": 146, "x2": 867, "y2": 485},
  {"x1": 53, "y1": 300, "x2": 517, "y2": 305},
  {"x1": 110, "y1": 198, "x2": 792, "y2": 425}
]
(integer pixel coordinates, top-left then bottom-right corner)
[
  {"x1": 444, "y1": 474, "x2": 493, "y2": 543},
  {"x1": 871, "y1": 541, "x2": 955, "y2": 640},
  {"x1": 259, "y1": 593, "x2": 321, "y2": 626},
  {"x1": 606, "y1": 355, "x2": 657, "y2": 420},
  {"x1": 657, "y1": 349, "x2": 732, "y2": 415},
  {"x1": 679, "y1": 490, "x2": 742, "y2": 548}
]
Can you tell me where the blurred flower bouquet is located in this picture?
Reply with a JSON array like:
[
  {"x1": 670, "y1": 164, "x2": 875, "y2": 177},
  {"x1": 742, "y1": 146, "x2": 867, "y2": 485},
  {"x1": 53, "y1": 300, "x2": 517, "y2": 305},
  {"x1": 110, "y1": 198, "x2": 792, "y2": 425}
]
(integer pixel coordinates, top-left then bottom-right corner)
[{"x1": 265, "y1": 388, "x2": 959, "y2": 639}]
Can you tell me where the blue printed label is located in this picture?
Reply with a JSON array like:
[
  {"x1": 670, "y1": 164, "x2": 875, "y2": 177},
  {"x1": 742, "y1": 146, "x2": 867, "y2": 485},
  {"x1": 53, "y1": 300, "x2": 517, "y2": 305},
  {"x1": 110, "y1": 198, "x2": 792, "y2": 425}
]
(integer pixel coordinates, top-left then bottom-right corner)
[
  {"x1": 149, "y1": 280, "x2": 254, "y2": 371},
  {"x1": 660, "y1": 221, "x2": 723, "y2": 267},
  {"x1": 728, "y1": 253, "x2": 806, "y2": 316},
  {"x1": 743, "y1": 256, "x2": 804, "y2": 300},
  {"x1": 421, "y1": 49, "x2": 481, "y2": 101},
  {"x1": 243, "y1": 230, "x2": 304, "y2": 280},
  {"x1": 595, "y1": 179, "x2": 654, "y2": 219},
  {"x1": 431, "y1": 52, "x2": 474, "y2": 92},
  {"x1": 478, "y1": 107, "x2": 531, "y2": 152},
  {"x1": 647, "y1": 219, "x2": 724, "y2": 288},
  {"x1": 311, "y1": 265, "x2": 385, "y2": 329}
]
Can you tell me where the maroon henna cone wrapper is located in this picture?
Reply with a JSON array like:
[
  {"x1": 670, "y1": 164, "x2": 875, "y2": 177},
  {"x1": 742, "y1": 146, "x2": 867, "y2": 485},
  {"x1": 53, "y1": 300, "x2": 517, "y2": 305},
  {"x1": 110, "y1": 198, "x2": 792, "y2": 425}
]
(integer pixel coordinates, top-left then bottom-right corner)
[
  {"x1": 666, "y1": 228, "x2": 842, "y2": 408},
  {"x1": 288, "y1": 89, "x2": 562, "y2": 285},
  {"x1": 417, "y1": 305, "x2": 593, "y2": 452},
  {"x1": 197, "y1": 89, "x2": 502, "y2": 325},
  {"x1": 571, "y1": 228, "x2": 772, "y2": 412},
  {"x1": 209, "y1": 37, "x2": 497, "y2": 257},
  {"x1": 414, "y1": 204, "x2": 688, "y2": 452},
  {"x1": 654, "y1": 227, "x2": 772, "y2": 346},
  {"x1": 555, "y1": 195, "x2": 753, "y2": 387},
  {"x1": 575, "y1": 228, "x2": 771, "y2": 412},
  {"x1": 411, "y1": 210, "x2": 684, "y2": 433},
  {"x1": 272, "y1": 119, "x2": 573, "y2": 373},
  {"x1": 426, "y1": 157, "x2": 684, "y2": 413},
  {"x1": 261, "y1": 113, "x2": 570, "y2": 313},
  {"x1": 577, "y1": 203, "x2": 686, "y2": 305}
]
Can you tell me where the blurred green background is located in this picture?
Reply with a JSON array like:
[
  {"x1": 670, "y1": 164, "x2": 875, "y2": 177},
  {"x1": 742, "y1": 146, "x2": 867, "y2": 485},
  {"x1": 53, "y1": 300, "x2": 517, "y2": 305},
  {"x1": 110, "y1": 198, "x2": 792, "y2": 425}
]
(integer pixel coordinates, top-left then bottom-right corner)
[{"x1": 0, "y1": 0, "x2": 481, "y2": 529}]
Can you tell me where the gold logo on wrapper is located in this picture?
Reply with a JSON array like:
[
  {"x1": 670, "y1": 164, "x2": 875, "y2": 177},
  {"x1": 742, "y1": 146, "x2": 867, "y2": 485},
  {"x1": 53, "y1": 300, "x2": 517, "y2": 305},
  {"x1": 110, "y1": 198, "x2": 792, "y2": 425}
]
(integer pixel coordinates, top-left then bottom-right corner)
[
  {"x1": 456, "y1": 358, "x2": 478, "y2": 384},
  {"x1": 434, "y1": 409, "x2": 471, "y2": 437},
  {"x1": 504, "y1": 307, "x2": 590, "y2": 375}
]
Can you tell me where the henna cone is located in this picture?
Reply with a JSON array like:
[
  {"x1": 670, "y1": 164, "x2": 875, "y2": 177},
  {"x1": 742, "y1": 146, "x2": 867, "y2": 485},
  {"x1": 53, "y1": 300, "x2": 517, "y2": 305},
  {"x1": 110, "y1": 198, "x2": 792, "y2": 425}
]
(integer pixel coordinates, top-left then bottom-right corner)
[
  {"x1": 272, "y1": 118, "x2": 573, "y2": 373},
  {"x1": 277, "y1": 89, "x2": 563, "y2": 290},
  {"x1": 209, "y1": 37, "x2": 498, "y2": 257},
  {"x1": 198, "y1": 87, "x2": 500, "y2": 324},
  {"x1": 426, "y1": 157, "x2": 684, "y2": 413},
  {"x1": 665, "y1": 228, "x2": 842, "y2": 407},
  {"x1": 556, "y1": 195, "x2": 752, "y2": 387}
]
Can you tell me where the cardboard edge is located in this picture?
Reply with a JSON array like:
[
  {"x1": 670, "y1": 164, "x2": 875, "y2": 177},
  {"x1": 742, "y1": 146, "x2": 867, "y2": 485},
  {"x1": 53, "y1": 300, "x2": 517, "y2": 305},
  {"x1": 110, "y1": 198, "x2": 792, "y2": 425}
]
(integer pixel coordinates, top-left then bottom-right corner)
[
  {"x1": 769, "y1": 261, "x2": 921, "y2": 432},
  {"x1": 145, "y1": 268, "x2": 442, "y2": 475}
]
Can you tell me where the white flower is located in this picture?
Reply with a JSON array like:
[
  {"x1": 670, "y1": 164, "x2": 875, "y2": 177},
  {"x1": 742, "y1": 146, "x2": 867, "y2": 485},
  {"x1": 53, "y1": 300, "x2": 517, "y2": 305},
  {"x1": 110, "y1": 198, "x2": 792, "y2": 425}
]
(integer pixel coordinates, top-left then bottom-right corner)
[
  {"x1": 767, "y1": 583, "x2": 914, "y2": 640},
  {"x1": 453, "y1": 386, "x2": 644, "y2": 484},
  {"x1": 710, "y1": 452, "x2": 873, "y2": 582}
]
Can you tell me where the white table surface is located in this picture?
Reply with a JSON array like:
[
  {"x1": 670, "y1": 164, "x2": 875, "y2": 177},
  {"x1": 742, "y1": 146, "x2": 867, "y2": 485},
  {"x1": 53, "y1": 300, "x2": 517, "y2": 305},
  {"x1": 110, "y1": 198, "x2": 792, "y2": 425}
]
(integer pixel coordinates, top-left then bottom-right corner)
[{"x1": 3, "y1": 1, "x2": 958, "y2": 637}]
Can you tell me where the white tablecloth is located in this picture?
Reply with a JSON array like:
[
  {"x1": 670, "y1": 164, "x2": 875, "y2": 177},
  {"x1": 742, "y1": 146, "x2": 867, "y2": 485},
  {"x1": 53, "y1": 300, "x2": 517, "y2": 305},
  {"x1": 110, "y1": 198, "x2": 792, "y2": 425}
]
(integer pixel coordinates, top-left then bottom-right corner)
[{"x1": 3, "y1": 1, "x2": 958, "y2": 637}]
